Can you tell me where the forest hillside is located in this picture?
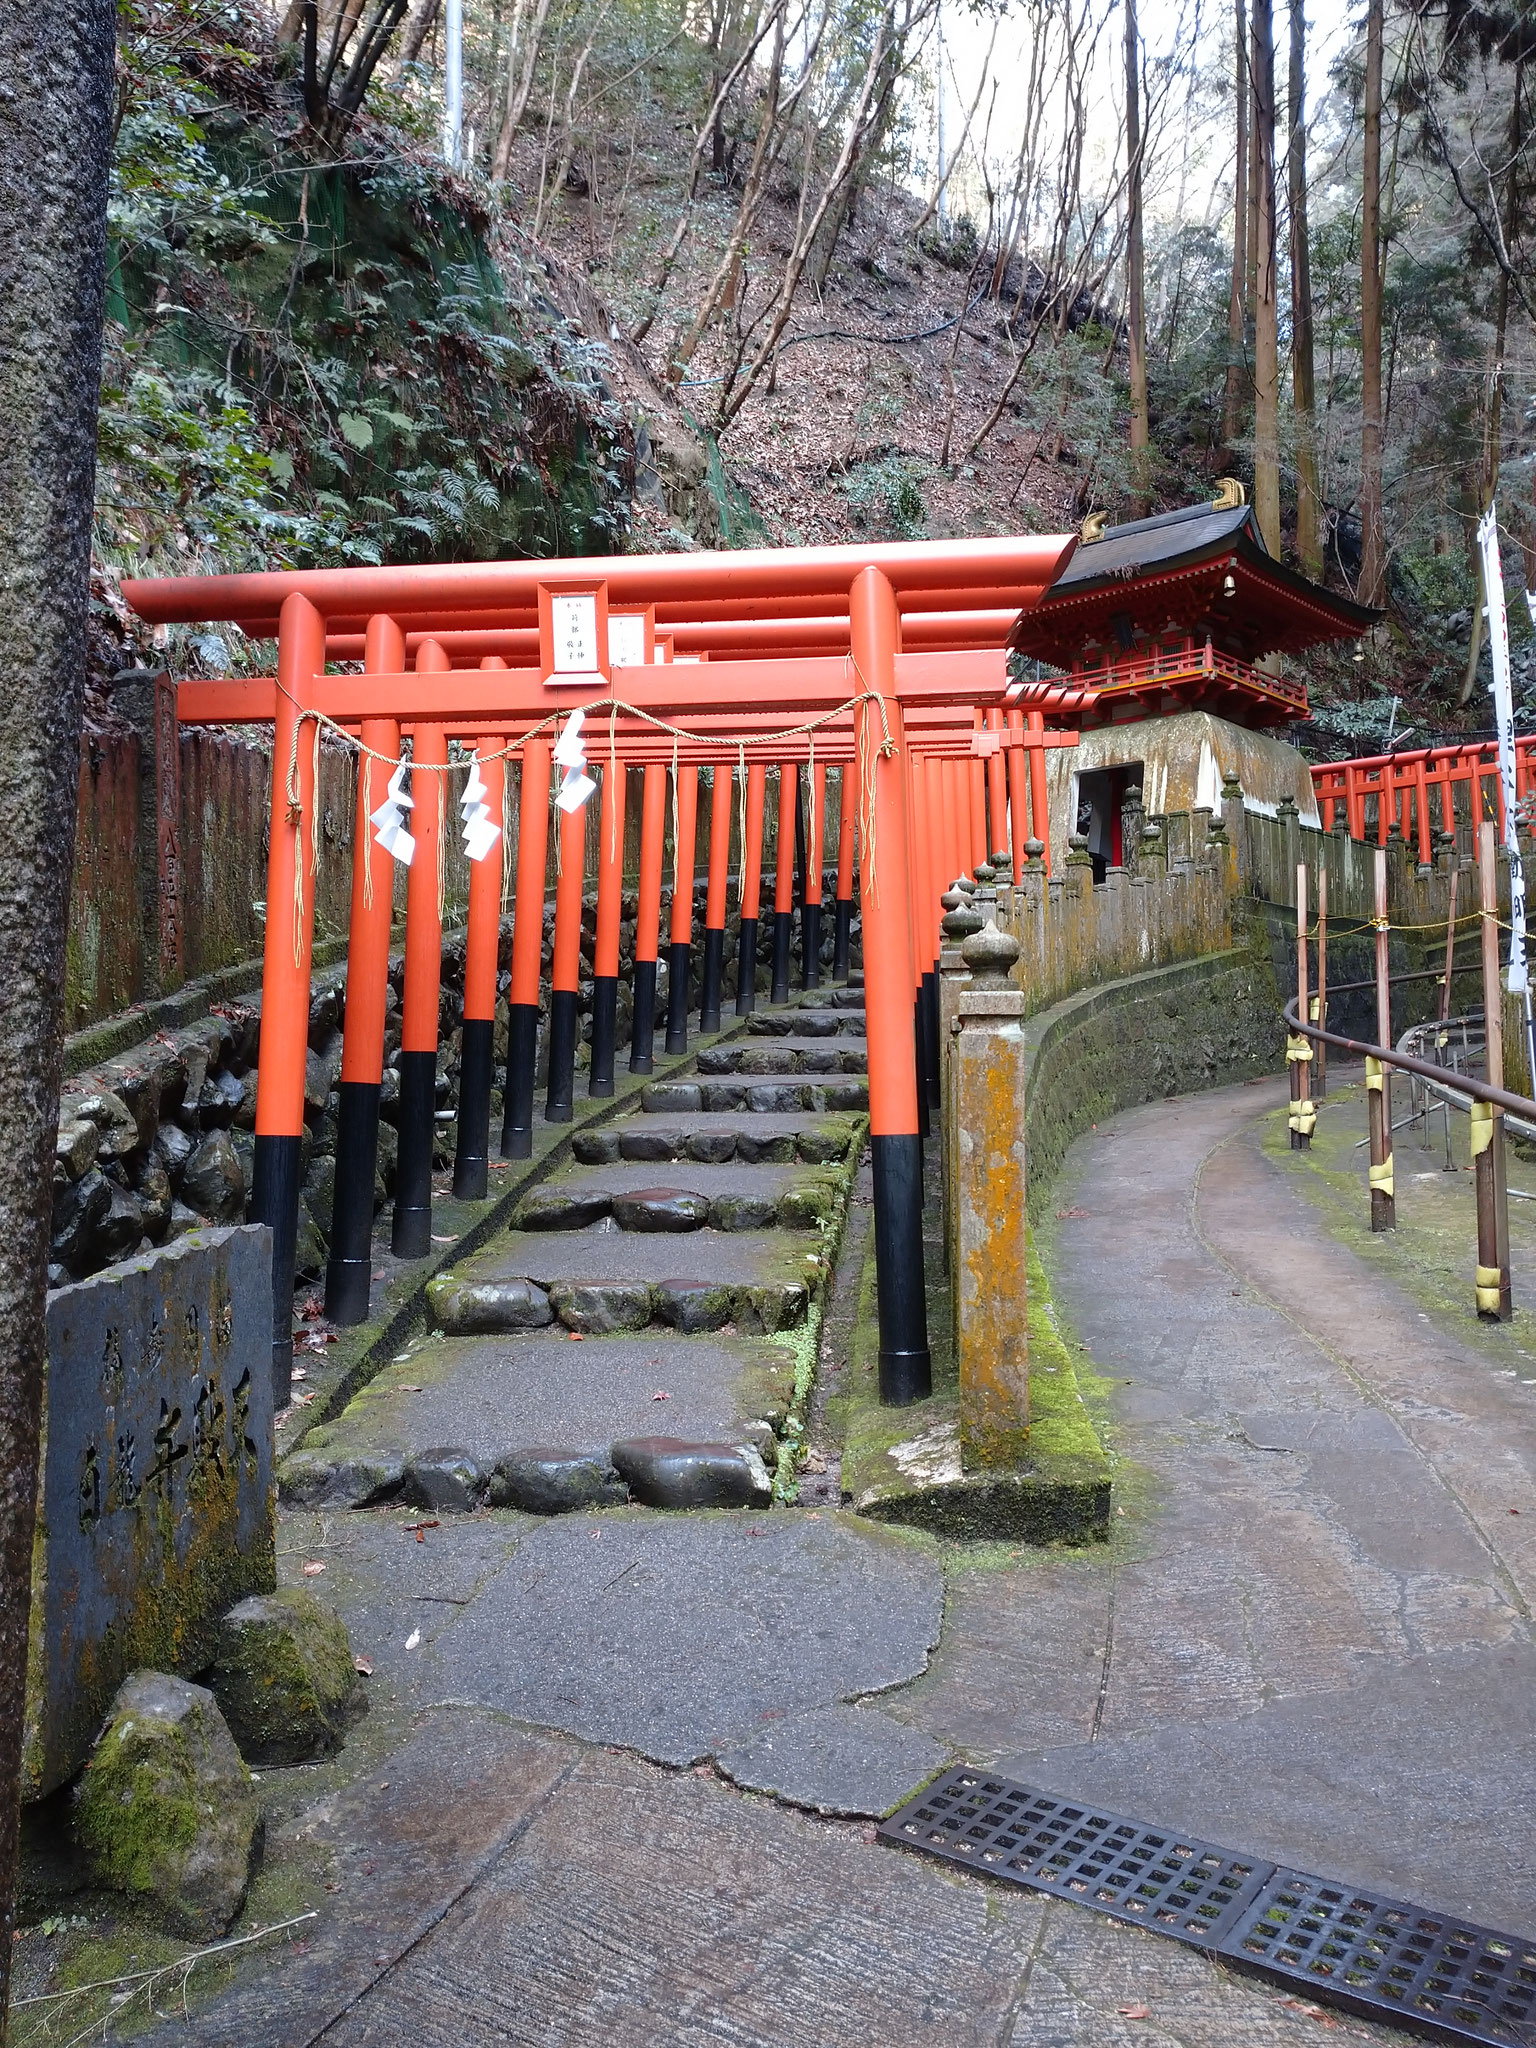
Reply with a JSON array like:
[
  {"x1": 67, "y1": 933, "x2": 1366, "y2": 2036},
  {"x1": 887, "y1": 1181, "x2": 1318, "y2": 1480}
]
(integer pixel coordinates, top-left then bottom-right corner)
[{"x1": 96, "y1": 0, "x2": 1536, "y2": 748}]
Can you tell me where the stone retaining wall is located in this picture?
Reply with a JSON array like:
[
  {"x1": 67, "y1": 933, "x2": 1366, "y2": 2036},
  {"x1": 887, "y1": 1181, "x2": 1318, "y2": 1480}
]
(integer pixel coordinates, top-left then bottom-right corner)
[{"x1": 1020, "y1": 941, "x2": 1284, "y2": 1220}]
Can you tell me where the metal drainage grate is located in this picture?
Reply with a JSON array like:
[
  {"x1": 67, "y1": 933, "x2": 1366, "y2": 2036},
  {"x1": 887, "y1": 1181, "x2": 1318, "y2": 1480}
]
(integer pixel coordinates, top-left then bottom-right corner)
[
  {"x1": 880, "y1": 1769, "x2": 1536, "y2": 2047},
  {"x1": 1229, "y1": 1870, "x2": 1536, "y2": 2045},
  {"x1": 878, "y1": 1767, "x2": 1273, "y2": 1947}
]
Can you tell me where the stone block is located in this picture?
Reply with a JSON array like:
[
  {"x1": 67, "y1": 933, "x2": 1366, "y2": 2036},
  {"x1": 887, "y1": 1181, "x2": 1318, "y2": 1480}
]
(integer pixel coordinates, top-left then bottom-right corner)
[
  {"x1": 684, "y1": 1131, "x2": 738, "y2": 1163},
  {"x1": 549, "y1": 1280, "x2": 654, "y2": 1334},
  {"x1": 277, "y1": 1446, "x2": 406, "y2": 1509},
  {"x1": 207, "y1": 1587, "x2": 363, "y2": 1765},
  {"x1": 617, "y1": 1126, "x2": 684, "y2": 1162},
  {"x1": 695, "y1": 1046, "x2": 741, "y2": 1075},
  {"x1": 427, "y1": 1273, "x2": 553, "y2": 1333},
  {"x1": 74, "y1": 1671, "x2": 260, "y2": 1941},
  {"x1": 739, "y1": 1280, "x2": 810, "y2": 1333},
  {"x1": 609, "y1": 1437, "x2": 772, "y2": 1509},
  {"x1": 404, "y1": 1447, "x2": 485, "y2": 1514},
  {"x1": 745, "y1": 1083, "x2": 806, "y2": 1113},
  {"x1": 739, "y1": 1046, "x2": 796, "y2": 1075},
  {"x1": 611, "y1": 1188, "x2": 710, "y2": 1232},
  {"x1": 699, "y1": 1081, "x2": 748, "y2": 1111},
  {"x1": 778, "y1": 1182, "x2": 836, "y2": 1228},
  {"x1": 822, "y1": 1081, "x2": 869, "y2": 1112},
  {"x1": 512, "y1": 1188, "x2": 612, "y2": 1231},
  {"x1": 572, "y1": 1128, "x2": 621, "y2": 1165},
  {"x1": 736, "y1": 1130, "x2": 795, "y2": 1164},
  {"x1": 709, "y1": 1193, "x2": 780, "y2": 1231},
  {"x1": 795, "y1": 1125, "x2": 853, "y2": 1165},
  {"x1": 487, "y1": 1450, "x2": 628, "y2": 1514},
  {"x1": 180, "y1": 1132, "x2": 246, "y2": 1223},
  {"x1": 653, "y1": 1279, "x2": 737, "y2": 1332},
  {"x1": 640, "y1": 1081, "x2": 703, "y2": 1113},
  {"x1": 25, "y1": 1227, "x2": 274, "y2": 1800}
]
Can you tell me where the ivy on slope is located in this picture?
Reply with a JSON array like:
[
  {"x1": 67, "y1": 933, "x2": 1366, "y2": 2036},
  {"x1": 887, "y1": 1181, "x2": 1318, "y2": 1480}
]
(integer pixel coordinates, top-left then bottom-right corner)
[{"x1": 99, "y1": 0, "x2": 635, "y2": 623}]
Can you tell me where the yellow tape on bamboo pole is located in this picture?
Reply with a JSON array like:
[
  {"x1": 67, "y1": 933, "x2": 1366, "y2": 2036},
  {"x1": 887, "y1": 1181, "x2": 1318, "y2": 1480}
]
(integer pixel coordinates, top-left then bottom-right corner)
[
  {"x1": 1365, "y1": 1055, "x2": 1385, "y2": 1091},
  {"x1": 1368, "y1": 1159, "x2": 1395, "y2": 1195},
  {"x1": 1470, "y1": 1099, "x2": 1495, "y2": 1157},
  {"x1": 1475, "y1": 1263, "x2": 1503, "y2": 1313}
]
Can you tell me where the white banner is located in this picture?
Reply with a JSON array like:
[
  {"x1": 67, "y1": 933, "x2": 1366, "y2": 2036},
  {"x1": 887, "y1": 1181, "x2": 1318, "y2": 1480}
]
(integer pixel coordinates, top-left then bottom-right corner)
[{"x1": 1478, "y1": 504, "x2": 1528, "y2": 996}]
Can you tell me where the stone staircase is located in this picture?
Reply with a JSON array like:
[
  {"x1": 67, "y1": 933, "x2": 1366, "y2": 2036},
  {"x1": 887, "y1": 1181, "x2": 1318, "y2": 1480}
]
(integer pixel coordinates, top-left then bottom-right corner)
[{"x1": 281, "y1": 982, "x2": 868, "y2": 1519}]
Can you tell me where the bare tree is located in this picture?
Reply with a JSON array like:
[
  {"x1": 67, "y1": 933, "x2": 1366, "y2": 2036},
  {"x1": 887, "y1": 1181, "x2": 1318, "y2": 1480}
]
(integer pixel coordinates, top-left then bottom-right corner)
[
  {"x1": 1360, "y1": 0, "x2": 1386, "y2": 605},
  {"x1": 1125, "y1": 0, "x2": 1149, "y2": 503},
  {"x1": 491, "y1": 0, "x2": 554, "y2": 178},
  {"x1": 1222, "y1": 0, "x2": 1248, "y2": 453},
  {"x1": 1251, "y1": 0, "x2": 1279, "y2": 551},
  {"x1": 0, "y1": 4, "x2": 116, "y2": 2033},
  {"x1": 1288, "y1": 0, "x2": 1321, "y2": 574}
]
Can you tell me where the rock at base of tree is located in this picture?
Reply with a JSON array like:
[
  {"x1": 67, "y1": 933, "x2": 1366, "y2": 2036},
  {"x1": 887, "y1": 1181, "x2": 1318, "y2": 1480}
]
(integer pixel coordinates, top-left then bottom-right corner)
[
  {"x1": 206, "y1": 1588, "x2": 364, "y2": 1766},
  {"x1": 73, "y1": 1672, "x2": 261, "y2": 1941}
]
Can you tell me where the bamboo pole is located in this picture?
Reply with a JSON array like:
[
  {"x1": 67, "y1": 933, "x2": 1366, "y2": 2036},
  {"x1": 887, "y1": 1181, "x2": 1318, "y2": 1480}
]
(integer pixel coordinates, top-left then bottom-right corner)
[
  {"x1": 1289, "y1": 862, "x2": 1314, "y2": 1148},
  {"x1": 1367, "y1": 846, "x2": 1395, "y2": 1228},
  {"x1": 1314, "y1": 862, "x2": 1328, "y2": 1099},
  {"x1": 1475, "y1": 820, "x2": 1513, "y2": 1318}
]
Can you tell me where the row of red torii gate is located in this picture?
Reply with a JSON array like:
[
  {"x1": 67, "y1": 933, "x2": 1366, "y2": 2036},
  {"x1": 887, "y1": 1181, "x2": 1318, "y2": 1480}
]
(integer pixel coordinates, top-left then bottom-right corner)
[{"x1": 124, "y1": 535, "x2": 1092, "y2": 1418}]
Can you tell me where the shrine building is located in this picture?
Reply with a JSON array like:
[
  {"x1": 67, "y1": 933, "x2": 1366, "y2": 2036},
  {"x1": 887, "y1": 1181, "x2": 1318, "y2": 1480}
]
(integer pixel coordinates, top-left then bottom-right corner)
[{"x1": 1007, "y1": 490, "x2": 1378, "y2": 878}]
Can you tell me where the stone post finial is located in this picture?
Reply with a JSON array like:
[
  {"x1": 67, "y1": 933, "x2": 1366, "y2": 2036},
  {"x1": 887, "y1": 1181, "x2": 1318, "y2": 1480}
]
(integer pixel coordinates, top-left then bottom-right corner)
[
  {"x1": 961, "y1": 918, "x2": 1021, "y2": 989},
  {"x1": 940, "y1": 888, "x2": 963, "y2": 912},
  {"x1": 973, "y1": 860, "x2": 996, "y2": 887},
  {"x1": 1024, "y1": 837, "x2": 1045, "y2": 869},
  {"x1": 954, "y1": 874, "x2": 977, "y2": 897},
  {"x1": 1066, "y1": 832, "x2": 1092, "y2": 868},
  {"x1": 991, "y1": 847, "x2": 1014, "y2": 883},
  {"x1": 943, "y1": 901, "x2": 985, "y2": 945}
]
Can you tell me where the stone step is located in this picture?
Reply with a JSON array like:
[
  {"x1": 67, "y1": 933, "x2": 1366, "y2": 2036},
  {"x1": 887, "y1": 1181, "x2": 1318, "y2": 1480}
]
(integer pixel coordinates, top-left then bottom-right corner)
[
  {"x1": 429, "y1": 1224, "x2": 820, "y2": 1337},
  {"x1": 696, "y1": 1041, "x2": 868, "y2": 1077},
  {"x1": 638, "y1": 1078, "x2": 868, "y2": 1116},
  {"x1": 746, "y1": 1010, "x2": 865, "y2": 1038},
  {"x1": 574, "y1": 1113, "x2": 860, "y2": 1166},
  {"x1": 512, "y1": 1162, "x2": 843, "y2": 1235},
  {"x1": 282, "y1": 1319, "x2": 786, "y2": 1513}
]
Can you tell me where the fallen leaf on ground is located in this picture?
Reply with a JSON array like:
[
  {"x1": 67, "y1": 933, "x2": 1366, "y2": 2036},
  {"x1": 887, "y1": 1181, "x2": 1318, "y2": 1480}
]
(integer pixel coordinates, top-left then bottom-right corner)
[
  {"x1": 802, "y1": 1452, "x2": 827, "y2": 1473},
  {"x1": 353, "y1": 1655, "x2": 374, "y2": 1676},
  {"x1": 404, "y1": 1629, "x2": 421, "y2": 1650},
  {"x1": 1116, "y1": 2006, "x2": 1150, "y2": 2021},
  {"x1": 302, "y1": 1561, "x2": 326, "y2": 1576},
  {"x1": 652, "y1": 1389, "x2": 671, "y2": 1401},
  {"x1": 1056, "y1": 1206, "x2": 1091, "y2": 1219},
  {"x1": 569, "y1": 1331, "x2": 585, "y2": 1342},
  {"x1": 404, "y1": 1520, "x2": 440, "y2": 1534},
  {"x1": 291, "y1": 1366, "x2": 308, "y2": 1381},
  {"x1": 396, "y1": 1384, "x2": 424, "y2": 1393}
]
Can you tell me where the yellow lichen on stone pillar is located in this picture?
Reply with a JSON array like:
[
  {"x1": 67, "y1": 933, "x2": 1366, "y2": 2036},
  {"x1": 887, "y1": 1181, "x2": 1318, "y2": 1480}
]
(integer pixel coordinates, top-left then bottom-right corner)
[{"x1": 954, "y1": 920, "x2": 1030, "y2": 1470}]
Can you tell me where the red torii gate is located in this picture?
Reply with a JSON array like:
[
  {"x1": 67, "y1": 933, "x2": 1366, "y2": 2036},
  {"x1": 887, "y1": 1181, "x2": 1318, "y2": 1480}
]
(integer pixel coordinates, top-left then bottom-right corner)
[{"x1": 124, "y1": 536, "x2": 1080, "y2": 1417}]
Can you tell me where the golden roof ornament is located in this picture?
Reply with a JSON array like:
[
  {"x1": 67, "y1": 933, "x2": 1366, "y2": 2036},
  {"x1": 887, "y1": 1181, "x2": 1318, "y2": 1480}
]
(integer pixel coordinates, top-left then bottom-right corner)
[
  {"x1": 1211, "y1": 477, "x2": 1248, "y2": 510},
  {"x1": 1079, "y1": 509, "x2": 1109, "y2": 544}
]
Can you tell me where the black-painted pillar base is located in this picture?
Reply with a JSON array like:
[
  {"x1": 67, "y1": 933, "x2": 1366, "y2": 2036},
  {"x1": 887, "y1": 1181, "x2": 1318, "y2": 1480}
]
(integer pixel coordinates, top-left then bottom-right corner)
[
  {"x1": 735, "y1": 917, "x2": 758, "y2": 1015},
  {"x1": 770, "y1": 908, "x2": 793, "y2": 1005},
  {"x1": 326, "y1": 1080, "x2": 381, "y2": 1325},
  {"x1": 452, "y1": 1018, "x2": 494, "y2": 1200},
  {"x1": 252, "y1": 1132, "x2": 301, "y2": 1414},
  {"x1": 914, "y1": 998, "x2": 931, "y2": 1140},
  {"x1": 392, "y1": 1048, "x2": 436, "y2": 1259},
  {"x1": 500, "y1": 1001, "x2": 538, "y2": 1159},
  {"x1": 545, "y1": 988, "x2": 577, "y2": 1121},
  {"x1": 665, "y1": 940, "x2": 691, "y2": 1053},
  {"x1": 589, "y1": 976, "x2": 617, "y2": 1095},
  {"x1": 801, "y1": 902, "x2": 822, "y2": 989},
  {"x1": 833, "y1": 898, "x2": 853, "y2": 982},
  {"x1": 923, "y1": 971, "x2": 941, "y2": 1107},
  {"x1": 699, "y1": 927, "x2": 725, "y2": 1035},
  {"x1": 871, "y1": 1131, "x2": 931, "y2": 1405},
  {"x1": 630, "y1": 958, "x2": 657, "y2": 1072}
]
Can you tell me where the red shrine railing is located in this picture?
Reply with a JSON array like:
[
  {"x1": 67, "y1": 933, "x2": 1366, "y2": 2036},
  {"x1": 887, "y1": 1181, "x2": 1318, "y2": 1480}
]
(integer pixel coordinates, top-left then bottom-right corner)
[
  {"x1": 1311, "y1": 740, "x2": 1536, "y2": 860},
  {"x1": 1067, "y1": 643, "x2": 1309, "y2": 720}
]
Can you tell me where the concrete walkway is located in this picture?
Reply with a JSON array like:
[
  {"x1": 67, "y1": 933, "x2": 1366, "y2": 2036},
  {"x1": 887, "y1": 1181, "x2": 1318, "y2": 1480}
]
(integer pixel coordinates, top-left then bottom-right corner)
[{"x1": 75, "y1": 1077, "x2": 1536, "y2": 2047}]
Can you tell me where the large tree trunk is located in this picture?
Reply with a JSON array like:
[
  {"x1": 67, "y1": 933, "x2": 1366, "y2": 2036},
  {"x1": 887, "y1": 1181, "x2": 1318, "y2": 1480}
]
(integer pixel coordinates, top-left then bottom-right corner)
[
  {"x1": 1288, "y1": 0, "x2": 1321, "y2": 575},
  {"x1": 1125, "y1": 0, "x2": 1149, "y2": 506},
  {"x1": 1251, "y1": 0, "x2": 1279, "y2": 551},
  {"x1": 1460, "y1": 58, "x2": 1523, "y2": 703},
  {"x1": 0, "y1": 5, "x2": 115, "y2": 2033},
  {"x1": 1222, "y1": 0, "x2": 1249, "y2": 453},
  {"x1": 1359, "y1": 0, "x2": 1386, "y2": 606}
]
